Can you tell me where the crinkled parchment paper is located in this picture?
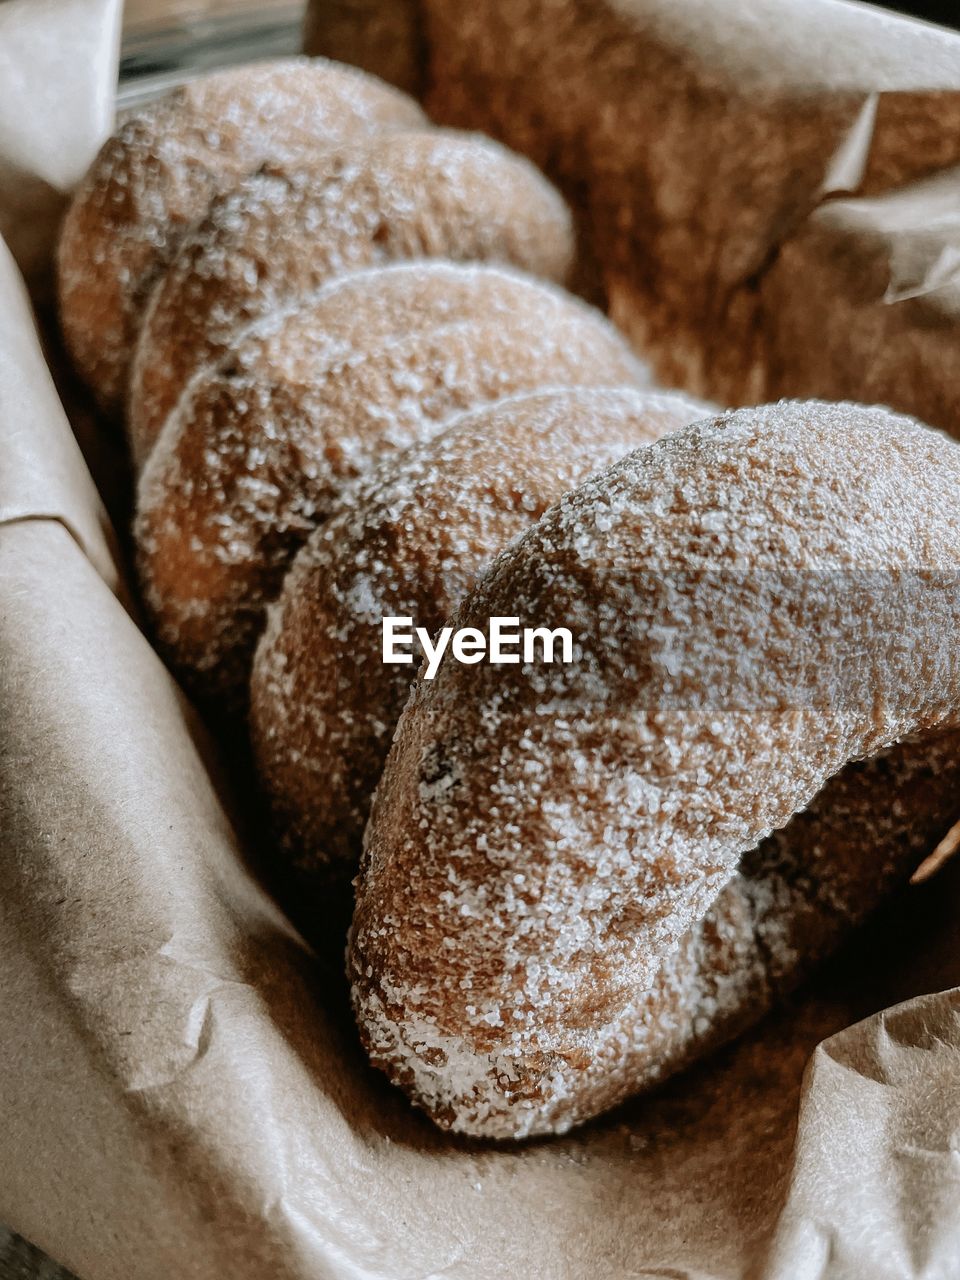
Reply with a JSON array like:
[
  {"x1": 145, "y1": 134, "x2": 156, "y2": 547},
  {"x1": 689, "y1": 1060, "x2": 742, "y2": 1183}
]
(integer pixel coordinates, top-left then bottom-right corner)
[{"x1": 3, "y1": 1, "x2": 960, "y2": 1277}]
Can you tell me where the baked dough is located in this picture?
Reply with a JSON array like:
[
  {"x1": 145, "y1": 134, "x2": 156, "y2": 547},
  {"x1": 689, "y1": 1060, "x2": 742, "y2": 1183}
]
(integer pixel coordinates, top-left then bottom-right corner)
[
  {"x1": 135, "y1": 262, "x2": 648, "y2": 703},
  {"x1": 57, "y1": 57, "x2": 425, "y2": 414},
  {"x1": 128, "y1": 128, "x2": 575, "y2": 466},
  {"x1": 349, "y1": 400, "x2": 960, "y2": 1137},
  {"x1": 250, "y1": 386, "x2": 711, "y2": 894}
]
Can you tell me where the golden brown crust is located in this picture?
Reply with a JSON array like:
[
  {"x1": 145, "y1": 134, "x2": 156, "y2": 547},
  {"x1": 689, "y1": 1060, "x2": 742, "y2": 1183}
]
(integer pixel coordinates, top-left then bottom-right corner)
[
  {"x1": 57, "y1": 57, "x2": 425, "y2": 414},
  {"x1": 128, "y1": 127, "x2": 575, "y2": 468},
  {"x1": 135, "y1": 263, "x2": 648, "y2": 704},
  {"x1": 349, "y1": 401, "x2": 960, "y2": 1137},
  {"x1": 249, "y1": 386, "x2": 712, "y2": 895}
]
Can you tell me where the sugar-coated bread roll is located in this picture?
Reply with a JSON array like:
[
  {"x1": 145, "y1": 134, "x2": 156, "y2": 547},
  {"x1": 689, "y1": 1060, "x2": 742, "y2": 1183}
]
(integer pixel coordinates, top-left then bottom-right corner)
[
  {"x1": 462, "y1": 726, "x2": 960, "y2": 1138},
  {"x1": 349, "y1": 401, "x2": 960, "y2": 1138},
  {"x1": 135, "y1": 262, "x2": 648, "y2": 704},
  {"x1": 128, "y1": 128, "x2": 576, "y2": 466},
  {"x1": 57, "y1": 57, "x2": 425, "y2": 414},
  {"x1": 250, "y1": 386, "x2": 712, "y2": 896}
]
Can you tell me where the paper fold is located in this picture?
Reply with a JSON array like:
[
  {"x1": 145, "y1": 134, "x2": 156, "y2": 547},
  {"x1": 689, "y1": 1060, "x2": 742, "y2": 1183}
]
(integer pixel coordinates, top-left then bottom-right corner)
[{"x1": 0, "y1": 237, "x2": 117, "y2": 586}]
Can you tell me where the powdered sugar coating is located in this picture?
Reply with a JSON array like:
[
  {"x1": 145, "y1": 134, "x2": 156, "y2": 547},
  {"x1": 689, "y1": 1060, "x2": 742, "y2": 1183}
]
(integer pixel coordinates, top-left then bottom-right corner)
[
  {"x1": 57, "y1": 57, "x2": 425, "y2": 413},
  {"x1": 128, "y1": 128, "x2": 575, "y2": 466},
  {"x1": 135, "y1": 262, "x2": 648, "y2": 704},
  {"x1": 350, "y1": 400, "x2": 960, "y2": 1137},
  {"x1": 352, "y1": 726, "x2": 960, "y2": 1138},
  {"x1": 250, "y1": 386, "x2": 713, "y2": 890}
]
